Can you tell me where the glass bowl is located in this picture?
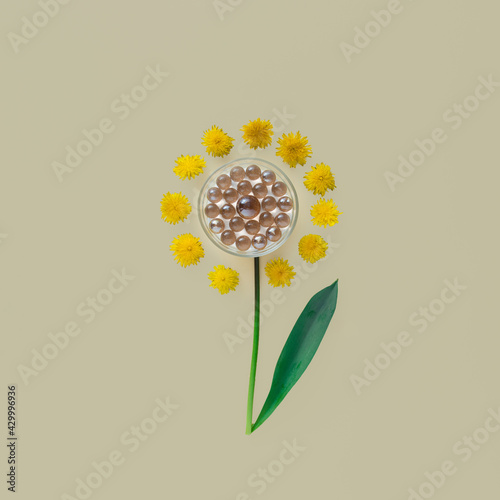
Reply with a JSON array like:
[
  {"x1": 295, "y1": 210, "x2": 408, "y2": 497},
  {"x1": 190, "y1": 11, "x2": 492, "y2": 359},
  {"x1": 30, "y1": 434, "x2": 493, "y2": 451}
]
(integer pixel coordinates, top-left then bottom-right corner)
[{"x1": 198, "y1": 158, "x2": 298, "y2": 257}]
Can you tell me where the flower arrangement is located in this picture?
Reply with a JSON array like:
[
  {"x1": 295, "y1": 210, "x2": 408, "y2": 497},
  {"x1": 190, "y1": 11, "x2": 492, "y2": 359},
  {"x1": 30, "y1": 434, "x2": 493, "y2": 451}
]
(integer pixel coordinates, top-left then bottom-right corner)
[{"x1": 161, "y1": 119, "x2": 341, "y2": 434}]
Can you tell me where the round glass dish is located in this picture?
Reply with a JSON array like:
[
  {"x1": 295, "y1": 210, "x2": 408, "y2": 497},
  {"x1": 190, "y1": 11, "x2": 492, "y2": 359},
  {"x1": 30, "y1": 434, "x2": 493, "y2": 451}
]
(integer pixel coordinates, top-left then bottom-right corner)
[{"x1": 198, "y1": 158, "x2": 298, "y2": 257}]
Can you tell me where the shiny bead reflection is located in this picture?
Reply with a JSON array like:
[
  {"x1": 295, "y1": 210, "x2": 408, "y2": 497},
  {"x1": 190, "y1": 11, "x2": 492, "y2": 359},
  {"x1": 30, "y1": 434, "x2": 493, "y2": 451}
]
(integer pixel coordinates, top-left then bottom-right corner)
[
  {"x1": 236, "y1": 196, "x2": 261, "y2": 219},
  {"x1": 272, "y1": 181, "x2": 287, "y2": 197},
  {"x1": 259, "y1": 212, "x2": 274, "y2": 227},
  {"x1": 236, "y1": 235, "x2": 251, "y2": 251},
  {"x1": 245, "y1": 220, "x2": 260, "y2": 235},
  {"x1": 252, "y1": 182, "x2": 268, "y2": 199},
  {"x1": 266, "y1": 226, "x2": 282, "y2": 242},
  {"x1": 277, "y1": 196, "x2": 293, "y2": 212},
  {"x1": 261, "y1": 170, "x2": 276, "y2": 185},
  {"x1": 275, "y1": 212, "x2": 290, "y2": 228},
  {"x1": 237, "y1": 180, "x2": 252, "y2": 195},
  {"x1": 221, "y1": 230, "x2": 236, "y2": 246},
  {"x1": 216, "y1": 174, "x2": 231, "y2": 190},
  {"x1": 207, "y1": 187, "x2": 222, "y2": 203},
  {"x1": 246, "y1": 164, "x2": 261, "y2": 180},
  {"x1": 210, "y1": 218, "x2": 224, "y2": 234},
  {"x1": 230, "y1": 166, "x2": 245, "y2": 181},
  {"x1": 205, "y1": 203, "x2": 220, "y2": 218},
  {"x1": 252, "y1": 234, "x2": 267, "y2": 250},
  {"x1": 229, "y1": 217, "x2": 245, "y2": 232},
  {"x1": 229, "y1": 166, "x2": 245, "y2": 182},
  {"x1": 261, "y1": 196, "x2": 277, "y2": 212},
  {"x1": 220, "y1": 204, "x2": 236, "y2": 219},
  {"x1": 223, "y1": 188, "x2": 239, "y2": 204}
]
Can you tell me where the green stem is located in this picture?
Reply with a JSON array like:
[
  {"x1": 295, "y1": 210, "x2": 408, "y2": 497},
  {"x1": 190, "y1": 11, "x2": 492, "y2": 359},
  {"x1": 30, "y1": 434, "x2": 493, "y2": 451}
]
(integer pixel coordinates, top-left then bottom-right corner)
[{"x1": 246, "y1": 257, "x2": 260, "y2": 435}]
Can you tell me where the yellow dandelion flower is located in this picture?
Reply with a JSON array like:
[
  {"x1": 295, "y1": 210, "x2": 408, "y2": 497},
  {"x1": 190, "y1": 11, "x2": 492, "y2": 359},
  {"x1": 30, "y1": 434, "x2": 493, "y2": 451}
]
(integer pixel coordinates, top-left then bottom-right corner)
[
  {"x1": 265, "y1": 258, "x2": 296, "y2": 288},
  {"x1": 173, "y1": 155, "x2": 206, "y2": 180},
  {"x1": 202, "y1": 125, "x2": 234, "y2": 157},
  {"x1": 298, "y1": 234, "x2": 328, "y2": 263},
  {"x1": 304, "y1": 163, "x2": 336, "y2": 196},
  {"x1": 208, "y1": 265, "x2": 239, "y2": 294},
  {"x1": 310, "y1": 199, "x2": 342, "y2": 228},
  {"x1": 276, "y1": 131, "x2": 312, "y2": 168},
  {"x1": 170, "y1": 233, "x2": 204, "y2": 267},
  {"x1": 241, "y1": 118, "x2": 274, "y2": 149},
  {"x1": 161, "y1": 192, "x2": 191, "y2": 224}
]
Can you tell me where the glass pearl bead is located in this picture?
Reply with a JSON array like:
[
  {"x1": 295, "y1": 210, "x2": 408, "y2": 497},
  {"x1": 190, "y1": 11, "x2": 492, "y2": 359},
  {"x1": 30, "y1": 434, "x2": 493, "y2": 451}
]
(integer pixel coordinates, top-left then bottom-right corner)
[
  {"x1": 223, "y1": 188, "x2": 239, "y2": 204},
  {"x1": 272, "y1": 181, "x2": 287, "y2": 197},
  {"x1": 237, "y1": 180, "x2": 252, "y2": 195},
  {"x1": 236, "y1": 196, "x2": 261, "y2": 219},
  {"x1": 220, "y1": 204, "x2": 236, "y2": 219},
  {"x1": 261, "y1": 196, "x2": 277, "y2": 212},
  {"x1": 261, "y1": 170, "x2": 276, "y2": 185},
  {"x1": 245, "y1": 220, "x2": 260, "y2": 235},
  {"x1": 236, "y1": 235, "x2": 251, "y2": 251},
  {"x1": 207, "y1": 187, "x2": 222, "y2": 203},
  {"x1": 216, "y1": 174, "x2": 231, "y2": 190},
  {"x1": 277, "y1": 196, "x2": 293, "y2": 212},
  {"x1": 230, "y1": 166, "x2": 245, "y2": 182},
  {"x1": 252, "y1": 183, "x2": 268, "y2": 199},
  {"x1": 205, "y1": 203, "x2": 220, "y2": 218},
  {"x1": 259, "y1": 212, "x2": 274, "y2": 227},
  {"x1": 266, "y1": 226, "x2": 282, "y2": 242},
  {"x1": 246, "y1": 164, "x2": 261, "y2": 180},
  {"x1": 252, "y1": 234, "x2": 267, "y2": 250},
  {"x1": 210, "y1": 219, "x2": 224, "y2": 234},
  {"x1": 221, "y1": 230, "x2": 236, "y2": 245},
  {"x1": 229, "y1": 217, "x2": 245, "y2": 232},
  {"x1": 275, "y1": 213, "x2": 290, "y2": 228}
]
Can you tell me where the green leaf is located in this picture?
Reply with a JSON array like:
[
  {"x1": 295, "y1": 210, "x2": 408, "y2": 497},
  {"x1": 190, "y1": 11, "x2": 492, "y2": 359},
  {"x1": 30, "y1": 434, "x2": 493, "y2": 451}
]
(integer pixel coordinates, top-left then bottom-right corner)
[{"x1": 252, "y1": 280, "x2": 338, "y2": 432}]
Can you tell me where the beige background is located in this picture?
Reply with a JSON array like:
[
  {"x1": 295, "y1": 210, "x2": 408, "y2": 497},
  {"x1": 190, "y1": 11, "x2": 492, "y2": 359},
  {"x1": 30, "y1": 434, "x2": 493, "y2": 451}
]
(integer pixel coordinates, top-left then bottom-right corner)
[{"x1": 1, "y1": 0, "x2": 500, "y2": 499}]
